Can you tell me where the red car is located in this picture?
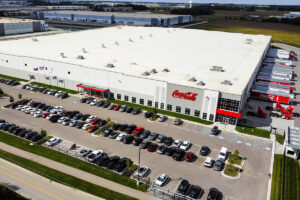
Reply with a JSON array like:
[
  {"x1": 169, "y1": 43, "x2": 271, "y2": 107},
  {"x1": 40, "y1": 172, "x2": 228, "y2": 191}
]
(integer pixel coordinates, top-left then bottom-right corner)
[
  {"x1": 147, "y1": 143, "x2": 158, "y2": 152},
  {"x1": 113, "y1": 104, "x2": 121, "y2": 111},
  {"x1": 42, "y1": 112, "x2": 50, "y2": 118},
  {"x1": 87, "y1": 125, "x2": 99, "y2": 133},
  {"x1": 90, "y1": 118, "x2": 101, "y2": 125},
  {"x1": 132, "y1": 126, "x2": 144, "y2": 136},
  {"x1": 184, "y1": 152, "x2": 195, "y2": 162}
]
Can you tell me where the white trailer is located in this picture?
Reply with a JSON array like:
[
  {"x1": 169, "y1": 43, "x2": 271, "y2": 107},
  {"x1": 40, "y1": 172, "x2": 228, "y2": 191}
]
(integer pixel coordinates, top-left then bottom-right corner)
[
  {"x1": 264, "y1": 58, "x2": 293, "y2": 66},
  {"x1": 267, "y1": 51, "x2": 290, "y2": 59}
]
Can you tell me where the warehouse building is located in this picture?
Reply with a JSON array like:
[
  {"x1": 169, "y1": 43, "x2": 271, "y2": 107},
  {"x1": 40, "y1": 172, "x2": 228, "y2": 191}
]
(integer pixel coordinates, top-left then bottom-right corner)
[
  {"x1": 0, "y1": 26, "x2": 271, "y2": 125},
  {"x1": 0, "y1": 18, "x2": 47, "y2": 36},
  {"x1": 35, "y1": 10, "x2": 193, "y2": 26}
]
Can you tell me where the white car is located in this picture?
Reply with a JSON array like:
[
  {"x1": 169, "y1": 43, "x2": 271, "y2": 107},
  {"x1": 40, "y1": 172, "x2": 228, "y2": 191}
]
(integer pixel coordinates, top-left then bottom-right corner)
[
  {"x1": 46, "y1": 114, "x2": 55, "y2": 120},
  {"x1": 30, "y1": 108, "x2": 37, "y2": 115},
  {"x1": 33, "y1": 111, "x2": 43, "y2": 118},
  {"x1": 55, "y1": 91, "x2": 63, "y2": 97},
  {"x1": 69, "y1": 119, "x2": 77, "y2": 127},
  {"x1": 25, "y1": 108, "x2": 34, "y2": 114},
  {"x1": 179, "y1": 140, "x2": 191, "y2": 151},
  {"x1": 87, "y1": 150, "x2": 103, "y2": 162},
  {"x1": 62, "y1": 118, "x2": 71, "y2": 126},
  {"x1": 90, "y1": 100, "x2": 99, "y2": 106},
  {"x1": 16, "y1": 105, "x2": 24, "y2": 111},
  {"x1": 21, "y1": 106, "x2": 30, "y2": 112},
  {"x1": 58, "y1": 117, "x2": 67, "y2": 124},
  {"x1": 157, "y1": 115, "x2": 167, "y2": 122},
  {"x1": 86, "y1": 115, "x2": 97, "y2": 123},
  {"x1": 45, "y1": 137, "x2": 61, "y2": 146},
  {"x1": 116, "y1": 133, "x2": 126, "y2": 141},
  {"x1": 218, "y1": 147, "x2": 228, "y2": 160},
  {"x1": 155, "y1": 173, "x2": 168, "y2": 186},
  {"x1": 171, "y1": 140, "x2": 182, "y2": 148},
  {"x1": 135, "y1": 166, "x2": 150, "y2": 177},
  {"x1": 82, "y1": 123, "x2": 90, "y2": 130},
  {"x1": 204, "y1": 157, "x2": 214, "y2": 168}
]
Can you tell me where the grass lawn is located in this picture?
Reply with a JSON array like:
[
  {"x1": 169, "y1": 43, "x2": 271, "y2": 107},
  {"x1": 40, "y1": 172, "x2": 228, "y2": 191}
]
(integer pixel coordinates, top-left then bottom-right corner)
[
  {"x1": 271, "y1": 154, "x2": 300, "y2": 200},
  {"x1": 224, "y1": 164, "x2": 239, "y2": 177},
  {"x1": 30, "y1": 82, "x2": 79, "y2": 94},
  {"x1": 228, "y1": 153, "x2": 243, "y2": 165},
  {"x1": 276, "y1": 135, "x2": 285, "y2": 145},
  {"x1": 235, "y1": 126, "x2": 270, "y2": 139},
  {"x1": 93, "y1": 131, "x2": 102, "y2": 135},
  {"x1": 0, "y1": 183, "x2": 29, "y2": 200},
  {"x1": 0, "y1": 149, "x2": 137, "y2": 200},
  {"x1": 188, "y1": 20, "x2": 300, "y2": 47},
  {"x1": 0, "y1": 74, "x2": 29, "y2": 82},
  {"x1": 107, "y1": 99, "x2": 213, "y2": 125},
  {"x1": 0, "y1": 131, "x2": 146, "y2": 192}
]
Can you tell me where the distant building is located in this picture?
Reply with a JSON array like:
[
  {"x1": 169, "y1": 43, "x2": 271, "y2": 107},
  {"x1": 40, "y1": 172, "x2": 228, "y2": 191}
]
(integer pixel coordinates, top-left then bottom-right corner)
[
  {"x1": 103, "y1": 7, "x2": 133, "y2": 12},
  {"x1": 283, "y1": 12, "x2": 300, "y2": 19},
  {"x1": 0, "y1": 18, "x2": 47, "y2": 36},
  {"x1": 36, "y1": 10, "x2": 193, "y2": 26}
]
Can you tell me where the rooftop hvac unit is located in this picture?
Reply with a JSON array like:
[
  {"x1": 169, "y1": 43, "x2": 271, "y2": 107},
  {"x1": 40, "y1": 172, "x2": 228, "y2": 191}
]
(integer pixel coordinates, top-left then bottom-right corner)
[
  {"x1": 31, "y1": 38, "x2": 38, "y2": 42},
  {"x1": 142, "y1": 71, "x2": 150, "y2": 76},
  {"x1": 82, "y1": 48, "x2": 88, "y2": 53},
  {"x1": 101, "y1": 44, "x2": 106, "y2": 48},
  {"x1": 210, "y1": 66, "x2": 225, "y2": 72},
  {"x1": 140, "y1": 35, "x2": 143, "y2": 39},
  {"x1": 222, "y1": 80, "x2": 232, "y2": 86},
  {"x1": 115, "y1": 41, "x2": 119, "y2": 45},
  {"x1": 188, "y1": 77, "x2": 197, "y2": 82},
  {"x1": 106, "y1": 63, "x2": 115, "y2": 68},
  {"x1": 197, "y1": 81, "x2": 206, "y2": 86},
  {"x1": 245, "y1": 38, "x2": 253, "y2": 44},
  {"x1": 60, "y1": 53, "x2": 66, "y2": 58},
  {"x1": 150, "y1": 69, "x2": 157, "y2": 74},
  {"x1": 129, "y1": 38, "x2": 134, "y2": 42},
  {"x1": 77, "y1": 55, "x2": 85, "y2": 60},
  {"x1": 149, "y1": 33, "x2": 153, "y2": 37},
  {"x1": 162, "y1": 68, "x2": 170, "y2": 72},
  {"x1": 131, "y1": 62, "x2": 137, "y2": 65}
]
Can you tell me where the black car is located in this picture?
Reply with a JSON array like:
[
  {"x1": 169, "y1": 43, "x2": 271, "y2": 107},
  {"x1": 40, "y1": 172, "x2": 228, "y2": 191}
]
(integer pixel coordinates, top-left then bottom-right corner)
[
  {"x1": 140, "y1": 130, "x2": 151, "y2": 139},
  {"x1": 31, "y1": 134, "x2": 43, "y2": 142},
  {"x1": 125, "y1": 107, "x2": 133, "y2": 113},
  {"x1": 96, "y1": 154, "x2": 109, "y2": 166},
  {"x1": 124, "y1": 125, "x2": 136, "y2": 134},
  {"x1": 166, "y1": 147, "x2": 176, "y2": 156},
  {"x1": 144, "y1": 111, "x2": 153, "y2": 118},
  {"x1": 187, "y1": 185, "x2": 203, "y2": 199},
  {"x1": 86, "y1": 98, "x2": 94, "y2": 104},
  {"x1": 49, "y1": 115, "x2": 61, "y2": 123},
  {"x1": 123, "y1": 135, "x2": 134, "y2": 144},
  {"x1": 139, "y1": 140, "x2": 150, "y2": 149},
  {"x1": 76, "y1": 121, "x2": 85, "y2": 129},
  {"x1": 19, "y1": 130, "x2": 30, "y2": 138},
  {"x1": 25, "y1": 131, "x2": 38, "y2": 140},
  {"x1": 102, "y1": 102, "x2": 111, "y2": 108},
  {"x1": 118, "y1": 124, "x2": 128, "y2": 131},
  {"x1": 95, "y1": 101, "x2": 105, "y2": 107},
  {"x1": 8, "y1": 125, "x2": 18, "y2": 133},
  {"x1": 177, "y1": 179, "x2": 190, "y2": 195},
  {"x1": 148, "y1": 132, "x2": 158, "y2": 141},
  {"x1": 39, "y1": 87, "x2": 47, "y2": 93},
  {"x1": 11, "y1": 81, "x2": 19, "y2": 86},
  {"x1": 81, "y1": 114, "x2": 91, "y2": 121},
  {"x1": 132, "y1": 107, "x2": 141, "y2": 115},
  {"x1": 102, "y1": 129, "x2": 113, "y2": 137},
  {"x1": 199, "y1": 146, "x2": 210, "y2": 156},
  {"x1": 210, "y1": 126, "x2": 219, "y2": 136},
  {"x1": 13, "y1": 127, "x2": 25, "y2": 135},
  {"x1": 98, "y1": 120, "x2": 107, "y2": 127},
  {"x1": 172, "y1": 149, "x2": 185, "y2": 161},
  {"x1": 109, "y1": 131, "x2": 119, "y2": 139},
  {"x1": 111, "y1": 123, "x2": 121, "y2": 130},
  {"x1": 133, "y1": 137, "x2": 143, "y2": 146},
  {"x1": 2, "y1": 124, "x2": 15, "y2": 131},
  {"x1": 207, "y1": 188, "x2": 222, "y2": 200},
  {"x1": 163, "y1": 137, "x2": 173, "y2": 146},
  {"x1": 80, "y1": 98, "x2": 87, "y2": 103},
  {"x1": 106, "y1": 156, "x2": 120, "y2": 170},
  {"x1": 73, "y1": 114, "x2": 83, "y2": 120},
  {"x1": 157, "y1": 145, "x2": 168, "y2": 154},
  {"x1": 114, "y1": 157, "x2": 129, "y2": 172},
  {"x1": 156, "y1": 134, "x2": 166, "y2": 143}
]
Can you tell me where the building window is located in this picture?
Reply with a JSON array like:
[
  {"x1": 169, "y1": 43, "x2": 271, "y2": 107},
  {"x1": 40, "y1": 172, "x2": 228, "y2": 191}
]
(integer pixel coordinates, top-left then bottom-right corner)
[
  {"x1": 215, "y1": 114, "x2": 237, "y2": 125},
  {"x1": 117, "y1": 94, "x2": 121, "y2": 100},
  {"x1": 176, "y1": 106, "x2": 181, "y2": 113},
  {"x1": 217, "y1": 98, "x2": 240, "y2": 112},
  {"x1": 155, "y1": 102, "x2": 159, "y2": 108},
  {"x1": 160, "y1": 103, "x2": 164, "y2": 110},
  {"x1": 124, "y1": 95, "x2": 129, "y2": 101},
  {"x1": 185, "y1": 108, "x2": 190, "y2": 115},
  {"x1": 203, "y1": 113, "x2": 207, "y2": 119},
  {"x1": 209, "y1": 114, "x2": 214, "y2": 121},
  {"x1": 167, "y1": 104, "x2": 172, "y2": 111},
  {"x1": 132, "y1": 97, "x2": 136, "y2": 103},
  {"x1": 194, "y1": 110, "x2": 200, "y2": 117},
  {"x1": 68, "y1": 71, "x2": 70, "y2": 74},
  {"x1": 139, "y1": 98, "x2": 144, "y2": 105},
  {"x1": 147, "y1": 100, "x2": 152, "y2": 107}
]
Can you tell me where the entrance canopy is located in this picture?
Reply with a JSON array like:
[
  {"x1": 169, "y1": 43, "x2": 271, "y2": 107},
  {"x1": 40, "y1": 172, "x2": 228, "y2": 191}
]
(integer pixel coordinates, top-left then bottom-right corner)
[{"x1": 76, "y1": 84, "x2": 108, "y2": 93}]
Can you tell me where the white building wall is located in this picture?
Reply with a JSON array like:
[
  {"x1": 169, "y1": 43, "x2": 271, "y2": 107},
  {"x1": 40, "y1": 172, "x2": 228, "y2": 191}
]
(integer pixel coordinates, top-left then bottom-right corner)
[
  {"x1": 3, "y1": 22, "x2": 33, "y2": 35},
  {"x1": 202, "y1": 90, "x2": 219, "y2": 121}
]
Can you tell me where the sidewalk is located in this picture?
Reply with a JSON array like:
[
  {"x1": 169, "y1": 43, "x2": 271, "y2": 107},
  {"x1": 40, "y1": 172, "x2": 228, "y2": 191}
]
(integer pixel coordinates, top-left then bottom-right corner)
[{"x1": 0, "y1": 142, "x2": 159, "y2": 200}]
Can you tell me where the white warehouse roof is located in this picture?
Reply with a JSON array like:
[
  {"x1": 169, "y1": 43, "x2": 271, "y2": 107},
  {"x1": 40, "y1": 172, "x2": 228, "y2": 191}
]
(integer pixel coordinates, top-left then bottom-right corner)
[{"x1": 0, "y1": 26, "x2": 271, "y2": 95}]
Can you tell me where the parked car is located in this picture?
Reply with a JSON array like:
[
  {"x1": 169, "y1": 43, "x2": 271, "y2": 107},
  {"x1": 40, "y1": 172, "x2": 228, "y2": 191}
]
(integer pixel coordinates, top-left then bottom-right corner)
[
  {"x1": 132, "y1": 127, "x2": 144, "y2": 136},
  {"x1": 102, "y1": 102, "x2": 111, "y2": 108},
  {"x1": 125, "y1": 107, "x2": 133, "y2": 113},
  {"x1": 139, "y1": 130, "x2": 151, "y2": 139},
  {"x1": 157, "y1": 145, "x2": 168, "y2": 154},
  {"x1": 87, "y1": 125, "x2": 99, "y2": 133},
  {"x1": 204, "y1": 157, "x2": 214, "y2": 168},
  {"x1": 98, "y1": 120, "x2": 107, "y2": 127},
  {"x1": 157, "y1": 115, "x2": 167, "y2": 122},
  {"x1": 166, "y1": 147, "x2": 176, "y2": 156},
  {"x1": 113, "y1": 104, "x2": 121, "y2": 111},
  {"x1": 164, "y1": 137, "x2": 173, "y2": 146},
  {"x1": 135, "y1": 166, "x2": 150, "y2": 177},
  {"x1": 173, "y1": 148, "x2": 185, "y2": 161},
  {"x1": 90, "y1": 99, "x2": 99, "y2": 106},
  {"x1": 119, "y1": 105, "x2": 127, "y2": 112},
  {"x1": 179, "y1": 140, "x2": 191, "y2": 151},
  {"x1": 109, "y1": 131, "x2": 119, "y2": 139},
  {"x1": 200, "y1": 146, "x2": 210, "y2": 156},
  {"x1": 184, "y1": 152, "x2": 195, "y2": 162},
  {"x1": 114, "y1": 157, "x2": 129, "y2": 172},
  {"x1": 218, "y1": 147, "x2": 227, "y2": 160},
  {"x1": 210, "y1": 126, "x2": 219, "y2": 136},
  {"x1": 173, "y1": 118, "x2": 183, "y2": 125},
  {"x1": 86, "y1": 98, "x2": 94, "y2": 104},
  {"x1": 45, "y1": 137, "x2": 60, "y2": 146},
  {"x1": 87, "y1": 150, "x2": 103, "y2": 162},
  {"x1": 147, "y1": 143, "x2": 158, "y2": 152},
  {"x1": 171, "y1": 140, "x2": 182, "y2": 148},
  {"x1": 111, "y1": 123, "x2": 120, "y2": 130},
  {"x1": 177, "y1": 179, "x2": 190, "y2": 195},
  {"x1": 207, "y1": 188, "x2": 222, "y2": 200},
  {"x1": 187, "y1": 185, "x2": 203, "y2": 199},
  {"x1": 156, "y1": 134, "x2": 165, "y2": 143},
  {"x1": 31, "y1": 134, "x2": 43, "y2": 142},
  {"x1": 118, "y1": 124, "x2": 128, "y2": 131},
  {"x1": 102, "y1": 129, "x2": 113, "y2": 137},
  {"x1": 144, "y1": 111, "x2": 153, "y2": 118},
  {"x1": 132, "y1": 107, "x2": 141, "y2": 115},
  {"x1": 96, "y1": 154, "x2": 109, "y2": 166},
  {"x1": 79, "y1": 148, "x2": 91, "y2": 157},
  {"x1": 82, "y1": 123, "x2": 91, "y2": 130},
  {"x1": 123, "y1": 135, "x2": 134, "y2": 144},
  {"x1": 108, "y1": 104, "x2": 115, "y2": 110},
  {"x1": 106, "y1": 156, "x2": 120, "y2": 169},
  {"x1": 148, "y1": 132, "x2": 158, "y2": 141},
  {"x1": 76, "y1": 121, "x2": 85, "y2": 129},
  {"x1": 139, "y1": 140, "x2": 150, "y2": 149},
  {"x1": 116, "y1": 133, "x2": 126, "y2": 141},
  {"x1": 155, "y1": 174, "x2": 168, "y2": 187},
  {"x1": 213, "y1": 159, "x2": 224, "y2": 171},
  {"x1": 133, "y1": 137, "x2": 143, "y2": 146}
]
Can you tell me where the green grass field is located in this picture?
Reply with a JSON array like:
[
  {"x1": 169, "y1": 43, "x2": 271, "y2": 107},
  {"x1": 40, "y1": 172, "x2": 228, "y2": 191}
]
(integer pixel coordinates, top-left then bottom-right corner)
[
  {"x1": 271, "y1": 154, "x2": 300, "y2": 200},
  {"x1": 235, "y1": 126, "x2": 270, "y2": 139},
  {"x1": 0, "y1": 149, "x2": 137, "y2": 200}
]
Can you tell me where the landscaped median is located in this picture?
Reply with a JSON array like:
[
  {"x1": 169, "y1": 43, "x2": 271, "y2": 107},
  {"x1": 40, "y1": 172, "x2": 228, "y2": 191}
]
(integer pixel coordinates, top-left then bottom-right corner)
[
  {"x1": 107, "y1": 99, "x2": 213, "y2": 125},
  {"x1": 235, "y1": 125, "x2": 270, "y2": 139},
  {"x1": 0, "y1": 131, "x2": 147, "y2": 192},
  {"x1": 0, "y1": 149, "x2": 137, "y2": 200},
  {"x1": 30, "y1": 82, "x2": 79, "y2": 94}
]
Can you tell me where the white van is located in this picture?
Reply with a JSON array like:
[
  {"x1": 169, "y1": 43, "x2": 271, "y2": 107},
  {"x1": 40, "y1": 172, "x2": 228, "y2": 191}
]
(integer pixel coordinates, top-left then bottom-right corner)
[{"x1": 218, "y1": 147, "x2": 227, "y2": 160}]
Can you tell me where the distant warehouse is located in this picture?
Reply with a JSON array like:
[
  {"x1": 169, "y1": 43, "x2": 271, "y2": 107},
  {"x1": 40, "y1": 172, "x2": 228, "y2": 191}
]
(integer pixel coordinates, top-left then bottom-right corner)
[
  {"x1": 35, "y1": 10, "x2": 193, "y2": 26},
  {"x1": 0, "y1": 26, "x2": 272, "y2": 125}
]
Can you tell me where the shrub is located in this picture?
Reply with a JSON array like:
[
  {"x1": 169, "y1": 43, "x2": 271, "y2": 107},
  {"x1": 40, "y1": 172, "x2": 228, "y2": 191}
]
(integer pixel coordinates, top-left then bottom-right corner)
[
  {"x1": 40, "y1": 129, "x2": 47, "y2": 137},
  {"x1": 233, "y1": 149, "x2": 239, "y2": 155},
  {"x1": 107, "y1": 117, "x2": 111, "y2": 123},
  {"x1": 18, "y1": 93, "x2": 22, "y2": 100},
  {"x1": 224, "y1": 164, "x2": 239, "y2": 177},
  {"x1": 9, "y1": 96, "x2": 14, "y2": 102}
]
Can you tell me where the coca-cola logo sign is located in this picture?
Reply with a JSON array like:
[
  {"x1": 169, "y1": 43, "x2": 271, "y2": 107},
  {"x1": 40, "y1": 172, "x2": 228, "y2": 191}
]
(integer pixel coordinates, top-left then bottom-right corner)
[{"x1": 172, "y1": 90, "x2": 198, "y2": 101}]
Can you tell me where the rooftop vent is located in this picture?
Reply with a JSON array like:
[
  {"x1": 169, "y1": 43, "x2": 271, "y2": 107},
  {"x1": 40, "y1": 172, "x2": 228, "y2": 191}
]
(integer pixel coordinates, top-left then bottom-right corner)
[
  {"x1": 77, "y1": 55, "x2": 85, "y2": 60},
  {"x1": 129, "y1": 38, "x2": 134, "y2": 42},
  {"x1": 197, "y1": 81, "x2": 206, "y2": 86},
  {"x1": 221, "y1": 80, "x2": 232, "y2": 86},
  {"x1": 162, "y1": 68, "x2": 170, "y2": 72},
  {"x1": 210, "y1": 66, "x2": 225, "y2": 72},
  {"x1": 149, "y1": 33, "x2": 153, "y2": 37},
  {"x1": 82, "y1": 48, "x2": 88, "y2": 53},
  {"x1": 140, "y1": 35, "x2": 143, "y2": 39},
  {"x1": 150, "y1": 69, "x2": 157, "y2": 74},
  {"x1": 60, "y1": 53, "x2": 66, "y2": 58},
  {"x1": 106, "y1": 63, "x2": 115, "y2": 68},
  {"x1": 118, "y1": 26, "x2": 122, "y2": 29},
  {"x1": 245, "y1": 38, "x2": 253, "y2": 44},
  {"x1": 142, "y1": 71, "x2": 150, "y2": 76},
  {"x1": 131, "y1": 62, "x2": 137, "y2": 65},
  {"x1": 188, "y1": 77, "x2": 197, "y2": 82},
  {"x1": 115, "y1": 41, "x2": 119, "y2": 45},
  {"x1": 101, "y1": 44, "x2": 106, "y2": 48},
  {"x1": 31, "y1": 38, "x2": 38, "y2": 42},
  {"x1": 167, "y1": 30, "x2": 171, "y2": 33}
]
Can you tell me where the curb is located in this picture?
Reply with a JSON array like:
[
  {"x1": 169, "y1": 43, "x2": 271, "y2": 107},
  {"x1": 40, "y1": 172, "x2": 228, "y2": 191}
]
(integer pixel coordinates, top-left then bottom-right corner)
[{"x1": 221, "y1": 169, "x2": 241, "y2": 180}]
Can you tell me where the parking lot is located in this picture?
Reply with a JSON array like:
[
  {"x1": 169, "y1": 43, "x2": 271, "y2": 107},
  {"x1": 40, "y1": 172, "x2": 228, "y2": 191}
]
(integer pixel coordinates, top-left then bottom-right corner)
[{"x1": 0, "y1": 83, "x2": 272, "y2": 200}]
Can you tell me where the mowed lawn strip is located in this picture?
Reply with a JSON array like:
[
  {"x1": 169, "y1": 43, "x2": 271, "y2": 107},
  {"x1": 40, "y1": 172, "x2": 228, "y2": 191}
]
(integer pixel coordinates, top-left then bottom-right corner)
[
  {"x1": 0, "y1": 131, "x2": 146, "y2": 191},
  {"x1": 235, "y1": 126, "x2": 270, "y2": 139},
  {"x1": 0, "y1": 149, "x2": 137, "y2": 200}
]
